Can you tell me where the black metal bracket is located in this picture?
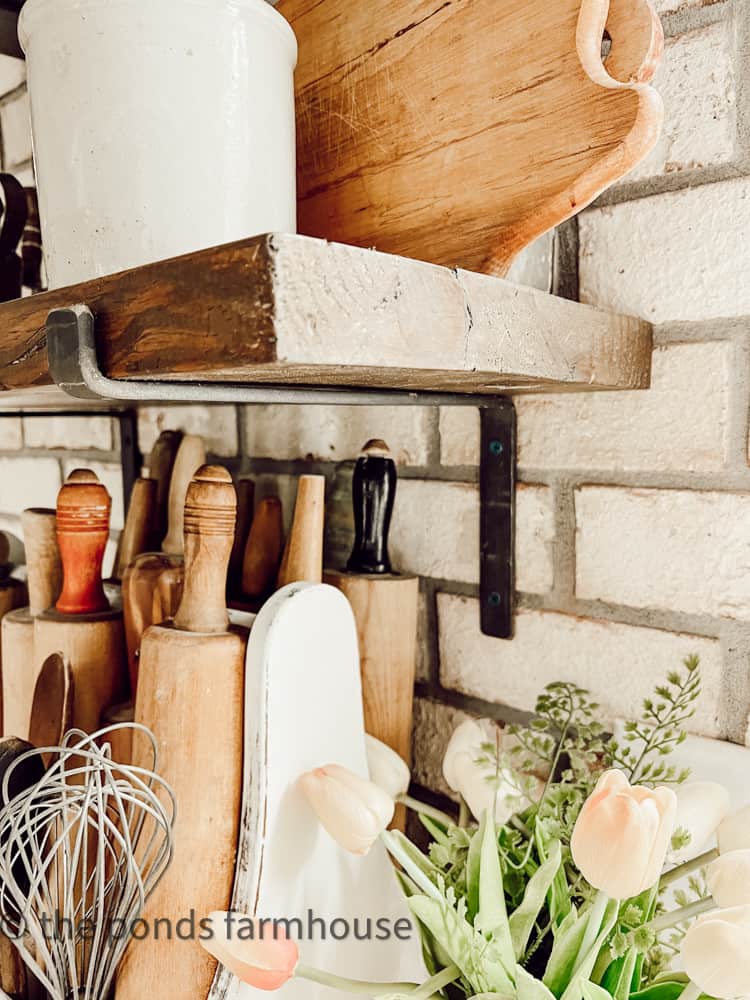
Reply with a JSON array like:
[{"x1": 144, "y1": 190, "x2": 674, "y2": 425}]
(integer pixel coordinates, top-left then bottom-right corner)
[{"x1": 44, "y1": 304, "x2": 517, "y2": 638}]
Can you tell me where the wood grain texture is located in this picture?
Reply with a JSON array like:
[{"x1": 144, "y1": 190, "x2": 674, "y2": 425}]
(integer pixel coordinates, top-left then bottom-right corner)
[
  {"x1": 148, "y1": 430, "x2": 182, "y2": 547},
  {"x1": 242, "y1": 496, "x2": 284, "y2": 600},
  {"x1": 162, "y1": 436, "x2": 206, "y2": 557},
  {"x1": 114, "y1": 478, "x2": 157, "y2": 580},
  {"x1": 22, "y1": 508, "x2": 62, "y2": 615},
  {"x1": 278, "y1": 0, "x2": 663, "y2": 275},
  {"x1": 122, "y1": 552, "x2": 180, "y2": 694},
  {"x1": 228, "y1": 479, "x2": 255, "y2": 597},
  {"x1": 28, "y1": 652, "x2": 73, "y2": 757},
  {"x1": 56, "y1": 469, "x2": 111, "y2": 616},
  {"x1": 0, "y1": 235, "x2": 652, "y2": 401}
]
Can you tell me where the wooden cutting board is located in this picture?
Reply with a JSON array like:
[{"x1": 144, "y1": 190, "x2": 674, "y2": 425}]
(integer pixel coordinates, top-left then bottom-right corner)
[
  {"x1": 209, "y1": 583, "x2": 424, "y2": 1000},
  {"x1": 277, "y1": 0, "x2": 663, "y2": 274}
]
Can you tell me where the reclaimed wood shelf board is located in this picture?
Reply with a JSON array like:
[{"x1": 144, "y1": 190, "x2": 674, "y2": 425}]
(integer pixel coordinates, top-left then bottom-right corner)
[
  {"x1": 0, "y1": 234, "x2": 652, "y2": 410},
  {"x1": 278, "y1": 0, "x2": 664, "y2": 275}
]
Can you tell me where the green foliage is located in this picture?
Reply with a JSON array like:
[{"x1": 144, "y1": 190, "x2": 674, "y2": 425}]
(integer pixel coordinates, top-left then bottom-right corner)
[{"x1": 402, "y1": 657, "x2": 704, "y2": 1000}]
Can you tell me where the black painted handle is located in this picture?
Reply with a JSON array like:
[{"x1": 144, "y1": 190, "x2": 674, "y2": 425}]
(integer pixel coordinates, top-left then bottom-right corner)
[{"x1": 347, "y1": 439, "x2": 396, "y2": 575}]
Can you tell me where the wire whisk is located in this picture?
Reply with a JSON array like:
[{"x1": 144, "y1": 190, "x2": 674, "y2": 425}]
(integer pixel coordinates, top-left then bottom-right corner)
[{"x1": 0, "y1": 723, "x2": 175, "y2": 1000}]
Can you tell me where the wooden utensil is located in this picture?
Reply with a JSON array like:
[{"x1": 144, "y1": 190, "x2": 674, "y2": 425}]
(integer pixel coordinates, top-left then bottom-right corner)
[
  {"x1": 148, "y1": 429, "x2": 182, "y2": 547},
  {"x1": 28, "y1": 652, "x2": 74, "y2": 765},
  {"x1": 113, "y1": 477, "x2": 157, "y2": 580},
  {"x1": 277, "y1": 0, "x2": 662, "y2": 275},
  {"x1": 100, "y1": 700, "x2": 134, "y2": 766},
  {"x1": 2, "y1": 508, "x2": 62, "y2": 740},
  {"x1": 162, "y1": 434, "x2": 206, "y2": 556},
  {"x1": 122, "y1": 552, "x2": 179, "y2": 694},
  {"x1": 34, "y1": 470, "x2": 128, "y2": 735},
  {"x1": 241, "y1": 496, "x2": 283, "y2": 600},
  {"x1": 277, "y1": 475, "x2": 325, "y2": 588},
  {"x1": 324, "y1": 441, "x2": 418, "y2": 828},
  {"x1": 120, "y1": 465, "x2": 246, "y2": 1000},
  {"x1": 152, "y1": 564, "x2": 183, "y2": 624},
  {"x1": 0, "y1": 735, "x2": 45, "y2": 1000},
  {"x1": 228, "y1": 477, "x2": 255, "y2": 597}
]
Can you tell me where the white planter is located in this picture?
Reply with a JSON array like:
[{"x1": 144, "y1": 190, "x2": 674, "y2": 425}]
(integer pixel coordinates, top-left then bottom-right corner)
[{"x1": 19, "y1": 0, "x2": 297, "y2": 288}]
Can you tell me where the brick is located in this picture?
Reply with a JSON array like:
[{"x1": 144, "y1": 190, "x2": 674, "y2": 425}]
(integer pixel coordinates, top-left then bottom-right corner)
[
  {"x1": 0, "y1": 457, "x2": 61, "y2": 516},
  {"x1": 244, "y1": 405, "x2": 432, "y2": 466},
  {"x1": 412, "y1": 698, "x2": 474, "y2": 797},
  {"x1": 63, "y1": 460, "x2": 124, "y2": 531},
  {"x1": 576, "y1": 486, "x2": 750, "y2": 620},
  {"x1": 23, "y1": 415, "x2": 113, "y2": 451},
  {"x1": 0, "y1": 58, "x2": 25, "y2": 98},
  {"x1": 516, "y1": 341, "x2": 731, "y2": 473},
  {"x1": 439, "y1": 408, "x2": 479, "y2": 466},
  {"x1": 137, "y1": 405, "x2": 238, "y2": 457},
  {"x1": 1, "y1": 88, "x2": 31, "y2": 168},
  {"x1": 438, "y1": 596, "x2": 724, "y2": 737},
  {"x1": 627, "y1": 22, "x2": 736, "y2": 182},
  {"x1": 0, "y1": 417, "x2": 23, "y2": 451},
  {"x1": 579, "y1": 178, "x2": 750, "y2": 322},
  {"x1": 389, "y1": 480, "x2": 554, "y2": 592},
  {"x1": 653, "y1": 0, "x2": 723, "y2": 13}
]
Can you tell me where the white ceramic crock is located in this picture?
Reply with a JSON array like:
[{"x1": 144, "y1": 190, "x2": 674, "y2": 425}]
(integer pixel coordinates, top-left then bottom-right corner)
[{"x1": 19, "y1": 0, "x2": 298, "y2": 288}]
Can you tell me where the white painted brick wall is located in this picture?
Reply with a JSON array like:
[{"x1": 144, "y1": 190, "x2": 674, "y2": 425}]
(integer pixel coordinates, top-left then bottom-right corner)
[
  {"x1": 138, "y1": 405, "x2": 238, "y2": 457},
  {"x1": 517, "y1": 341, "x2": 732, "y2": 472},
  {"x1": 653, "y1": 0, "x2": 722, "y2": 13},
  {"x1": 390, "y1": 480, "x2": 555, "y2": 593},
  {"x1": 627, "y1": 20, "x2": 736, "y2": 182},
  {"x1": 442, "y1": 343, "x2": 733, "y2": 473},
  {"x1": 576, "y1": 486, "x2": 750, "y2": 620},
  {"x1": 579, "y1": 178, "x2": 750, "y2": 322},
  {"x1": 244, "y1": 405, "x2": 432, "y2": 466},
  {"x1": 438, "y1": 596, "x2": 725, "y2": 737},
  {"x1": 0, "y1": 457, "x2": 61, "y2": 515},
  {"x1": 0, "y1": 418, "x2": 23, "y2": 451},
  {"x1": 23, "y1": 415, "x2": 114, "y2": 452}
]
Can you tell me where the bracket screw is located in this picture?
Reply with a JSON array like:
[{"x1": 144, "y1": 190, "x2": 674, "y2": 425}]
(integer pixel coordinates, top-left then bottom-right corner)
[
  {"x1": 488, "y1": 591, "x2": 502, "y2": 607},
  {"x1": 489, "y1": 440, "x2": 504, "y2": 456}
]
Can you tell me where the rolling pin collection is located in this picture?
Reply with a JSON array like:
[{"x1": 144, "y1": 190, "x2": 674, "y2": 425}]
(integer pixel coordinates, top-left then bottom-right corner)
[{"x1": 0, "y1": 430, "x2": 419, "y2": 999}]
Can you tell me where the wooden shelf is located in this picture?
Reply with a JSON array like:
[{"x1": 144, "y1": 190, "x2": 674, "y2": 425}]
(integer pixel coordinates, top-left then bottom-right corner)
[{"x1": 0, "y1": 234, "x2": 651, "y2": 410}]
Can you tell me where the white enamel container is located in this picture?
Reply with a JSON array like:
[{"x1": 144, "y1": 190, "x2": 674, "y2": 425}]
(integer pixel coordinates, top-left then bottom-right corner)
[{"x1": 19, "y1": 0, "x2": 298, "y2": 287}]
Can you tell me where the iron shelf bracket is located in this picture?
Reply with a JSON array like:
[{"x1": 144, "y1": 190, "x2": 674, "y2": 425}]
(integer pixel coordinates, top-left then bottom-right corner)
[{"x1": 45, "y1": 304, "x2": 516, "y2": 639}]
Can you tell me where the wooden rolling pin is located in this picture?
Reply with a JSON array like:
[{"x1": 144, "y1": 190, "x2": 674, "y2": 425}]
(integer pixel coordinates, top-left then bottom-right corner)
[
  {"x1": 241, "y1": 495, "x2": 284, "y2": 600},
  {"x1": 1, "y1": 508, "x2": 62, "y2": 740},
  {"x1": 324, "y1": 441, "x2": 418, "y2": 827},
  {"x1": 228, "y1": 477, "x2": 255, "y2": 597},
  {"x1": 120, "y1": 465, "x2": 246, "y2": 1000},
  {"x1": 122, "y1": 552, "x2": 179, "y2": 694},
  {"x1": 277, "y1": 475, "x2": 325, "y2": 588},
  {"x1": 162, "y1": 434, "x2": 206, "y2": 556},
  {"x1": 148, "y1": 429, "x2": 182, "y2": 548},
  {"x1": 113, "y1": 477, "x2": 157, "y2": 581},
  {"x1": 34, "y1": 470, "x2": 128, "y2": 734}
]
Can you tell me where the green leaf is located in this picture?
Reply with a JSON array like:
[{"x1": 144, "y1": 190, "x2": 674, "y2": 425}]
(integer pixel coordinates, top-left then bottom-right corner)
[
  {"x1": 509, "y1": 841, "x2": 562, "y2": 960},
  {"x1": 476, "y1": 808, "x2": 515, "y2": 975},
  {"x1": 544, "y1": 911, "x2": 588, "y2": 997},
  {"x1": 581, "y1": 982, "x2": 614, "y2": 1000},
  {"x1": 382, "y1": 830, "x2": 442, "y2": 900},
  {"x1": 516, "y1": 966, "x2": 560, "y2": 1000},
  {"x1": 559, "y1": 901, "x2": 619, "y2": 1000},
  {"x1": 408, "y1": 895, "x2": 514, "y2": 996},
  {"x1": 629, "y1": 984, "x2": 690, "y2": 1000}
]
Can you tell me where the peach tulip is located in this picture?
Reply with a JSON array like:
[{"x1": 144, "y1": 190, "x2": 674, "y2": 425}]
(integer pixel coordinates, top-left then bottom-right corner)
[
  {"x1": 571, "y1": 769, "x2": 677, "y2": 900},
  {"x1": 300, "y1": 763, "x2": 394, "y2": 856},
  {"x1": 706, "y1": 849, "x2": 750, "y2": 908},
  {"x1": 201, "y1": 912, "x2": 299, "y2": 990},
  {"x1": 681, "y1": 905, "x2": 750, "y2": 1000}
]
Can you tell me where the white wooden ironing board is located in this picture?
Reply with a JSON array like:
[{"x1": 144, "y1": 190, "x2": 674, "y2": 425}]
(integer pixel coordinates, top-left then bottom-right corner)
[{"x1": 210, "y1": 583, "x2": 424, "y2": 1000}]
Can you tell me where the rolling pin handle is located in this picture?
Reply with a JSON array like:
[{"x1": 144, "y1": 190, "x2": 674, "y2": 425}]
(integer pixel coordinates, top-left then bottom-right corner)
[{"x1": 346, "y1": 439, "x2": 396, "y2": 576}]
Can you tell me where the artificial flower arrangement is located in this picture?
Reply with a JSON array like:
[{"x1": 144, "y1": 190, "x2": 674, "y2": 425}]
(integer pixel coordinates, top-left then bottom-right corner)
[{"x1": 202, "y1": 656, "x2": 750, "y2": 1000}]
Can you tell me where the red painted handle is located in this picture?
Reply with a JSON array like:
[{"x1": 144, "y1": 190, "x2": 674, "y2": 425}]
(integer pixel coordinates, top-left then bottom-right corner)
[{"x1": 56, "y1": 469, "x2": 111, "y2": 616}]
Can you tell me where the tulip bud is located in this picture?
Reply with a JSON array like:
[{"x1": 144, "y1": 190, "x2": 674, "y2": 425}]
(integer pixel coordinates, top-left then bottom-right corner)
[
  {"x1": 681, "y1": 905, "x2": 750, "y2": 1000},
  {"x1": 300, "y1": 763, "x2": 394, "y2": 856},
  {"x1": 718, "y1": 805, "x2": 750, "y2": 855},
  {"x1": 365, "y1": 734, "x2": 410, "y2": 799},
  {"x1": 706, "y1": 849, "x2": 750, "y2": 908},
  {"x1": 570, "y1": 769, "x2": 677, "y2": 901},
  {"x1": 671, "y1": 781, "x2": 731, "y2": 863},
  {"x1": 201, "y1": 912, "x2": 299, "y2": 990},
  {"x1": 442, "y1": 718, "x2": 544, "y2": 825}
]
